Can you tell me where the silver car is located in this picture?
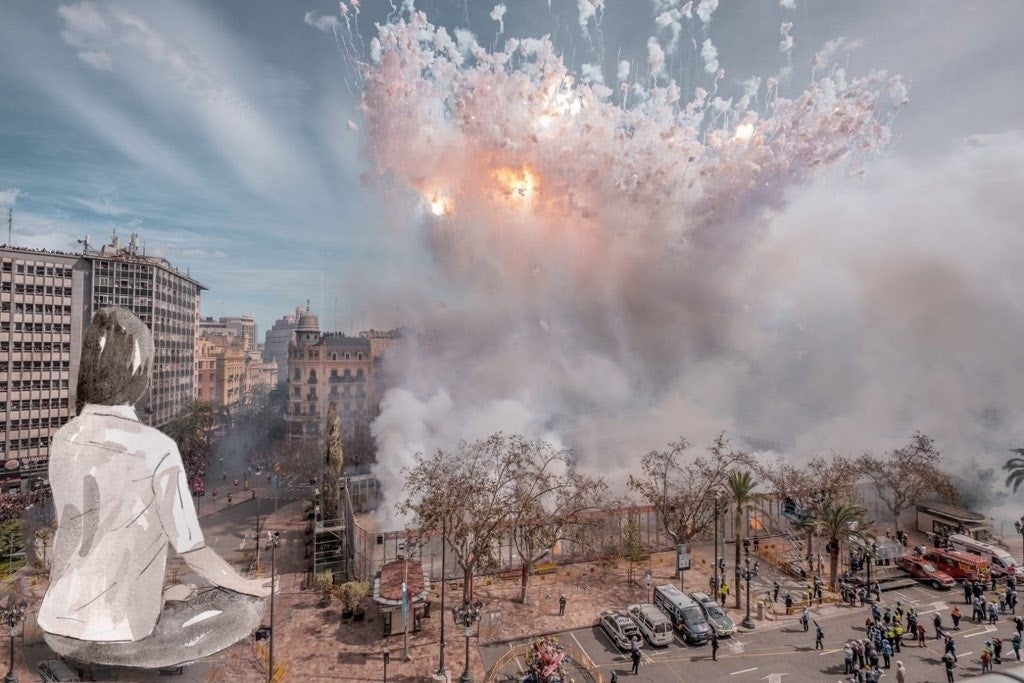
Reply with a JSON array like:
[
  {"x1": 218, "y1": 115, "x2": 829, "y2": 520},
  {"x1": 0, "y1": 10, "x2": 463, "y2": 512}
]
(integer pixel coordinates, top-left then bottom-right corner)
[
  {"x1": 599, "y1": 610, "x2": 641, "y2": 650},
  {"x1": 689, "y1": 591, "x2": 737, "y2": 637}
]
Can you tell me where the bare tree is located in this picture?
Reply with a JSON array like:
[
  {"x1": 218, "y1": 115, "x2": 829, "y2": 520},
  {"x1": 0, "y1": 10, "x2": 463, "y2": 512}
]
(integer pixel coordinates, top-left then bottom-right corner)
[
  {"x1": 321, "y1": 402, "x2": 345, "y2": 521},
  {"x1": 858, "y1": 432, "x2": 959, "y2": 533},
  {"x1": 507, "y1": 438, "x2": 608, "y2": 604},
  {"x1": 628, "y1": 434, "x2": 751, "y2": 577},
  {"x1": 755, "y1": 453, "x2": 861, "y2": 561},
  {"x1": 399, "y1": 434, "x2": 521, "y2": 604}
]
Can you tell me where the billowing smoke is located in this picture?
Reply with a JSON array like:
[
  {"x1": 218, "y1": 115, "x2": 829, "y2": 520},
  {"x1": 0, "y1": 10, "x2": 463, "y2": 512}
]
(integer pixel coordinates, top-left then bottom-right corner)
[{"x1": 351, "y1": 7, "x2": 1024, "y2": 518}]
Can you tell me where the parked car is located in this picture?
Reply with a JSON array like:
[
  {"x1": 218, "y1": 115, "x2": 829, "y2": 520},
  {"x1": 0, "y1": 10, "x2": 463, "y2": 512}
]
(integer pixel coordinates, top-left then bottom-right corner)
[
  {"x1": 896, "y1": 555, "x2": 957, "y2": 590},
  {"x1": 627, "y1": 603, "x2": 674, "y2": 646},
  {"x1": 37, "y1": 660, "x2": 81, "y2": 682},
  {"x1": 599, "y1": 610, "x2": 641, "y2": 650},
  {"x1": 652, "y1": 584, "x2": 712, "y2": 644},
  {"x1": 689, "y1": 591, "x2": 737, "y2": 637}
]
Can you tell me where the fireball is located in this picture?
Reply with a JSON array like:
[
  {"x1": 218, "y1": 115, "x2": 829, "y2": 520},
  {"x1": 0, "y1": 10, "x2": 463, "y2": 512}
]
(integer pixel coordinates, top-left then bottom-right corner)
[{"x1": 494, "y1": 166, "x2": 538, "y2": 203}]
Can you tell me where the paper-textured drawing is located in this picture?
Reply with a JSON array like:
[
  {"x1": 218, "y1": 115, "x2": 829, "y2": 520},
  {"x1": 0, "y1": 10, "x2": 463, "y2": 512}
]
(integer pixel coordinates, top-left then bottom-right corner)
[{"x1": 38, "y1": 307, "x2": 269, "y2": 669}]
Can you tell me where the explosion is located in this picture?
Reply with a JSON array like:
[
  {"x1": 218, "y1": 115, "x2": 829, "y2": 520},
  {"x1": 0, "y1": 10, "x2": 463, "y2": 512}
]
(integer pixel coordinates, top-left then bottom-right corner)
[{"x1": 355, "y1": 5, "x2": 925, "y2": 512}]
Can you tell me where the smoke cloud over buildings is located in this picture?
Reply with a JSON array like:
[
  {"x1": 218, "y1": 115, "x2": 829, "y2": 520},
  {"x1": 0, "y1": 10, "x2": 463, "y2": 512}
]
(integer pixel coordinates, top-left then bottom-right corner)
[{"x1": 348, "y1": 4, "x2": 1024, "y2": 514}]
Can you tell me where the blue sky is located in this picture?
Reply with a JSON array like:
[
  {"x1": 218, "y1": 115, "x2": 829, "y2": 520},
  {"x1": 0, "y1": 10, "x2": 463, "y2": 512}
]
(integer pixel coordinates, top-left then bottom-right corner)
[{"x1": 1, "y1": 0, "x2": 1021, "y2": 335}]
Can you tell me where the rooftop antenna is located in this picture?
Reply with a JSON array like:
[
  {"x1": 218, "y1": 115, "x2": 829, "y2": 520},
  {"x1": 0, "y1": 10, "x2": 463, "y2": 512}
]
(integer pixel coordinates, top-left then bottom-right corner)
[
  {"x1": 110, "y1": 227, "x2": 119, "y2": 250},
  {"x1": 77, "y1": 234, "x2": 91, "y2": 255},
  {"x1": 6, "y1": 208, "x2": 11, "y2": 245}
]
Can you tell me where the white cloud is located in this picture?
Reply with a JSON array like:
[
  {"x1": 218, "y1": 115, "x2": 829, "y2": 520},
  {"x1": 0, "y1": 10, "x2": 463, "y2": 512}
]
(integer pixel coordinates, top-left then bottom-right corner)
[
  {"x1": 303, "y1": 11, "x2": 339, "y2": 33},
  {"x1": 0, "y1": 188, "x2": 21, "y2": 207}
]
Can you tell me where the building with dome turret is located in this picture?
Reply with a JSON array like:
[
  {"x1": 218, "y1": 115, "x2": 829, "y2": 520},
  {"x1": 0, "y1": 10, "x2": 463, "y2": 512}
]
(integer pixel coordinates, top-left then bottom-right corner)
[{"x1": 284, "y1": 305, "x2": 402, "y2": 441}]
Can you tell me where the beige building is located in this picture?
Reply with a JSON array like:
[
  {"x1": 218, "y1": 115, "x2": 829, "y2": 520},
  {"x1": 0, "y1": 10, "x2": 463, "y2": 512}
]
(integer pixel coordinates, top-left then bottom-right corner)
[
  {"x1": 283, "y1": 307, "x2": 401, "y2": 440},
  {"x1": 1, "y1": 233, "x2": 203, "y2": 490},
  {"x1": 195, "y1": 320, "x2": 277, "y2": 409}
]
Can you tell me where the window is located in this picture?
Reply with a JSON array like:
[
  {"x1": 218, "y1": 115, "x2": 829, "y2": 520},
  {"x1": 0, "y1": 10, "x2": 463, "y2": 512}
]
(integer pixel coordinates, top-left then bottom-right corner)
[{"x1": 293, "y1": 368, "x2": 301, "y2": 380}]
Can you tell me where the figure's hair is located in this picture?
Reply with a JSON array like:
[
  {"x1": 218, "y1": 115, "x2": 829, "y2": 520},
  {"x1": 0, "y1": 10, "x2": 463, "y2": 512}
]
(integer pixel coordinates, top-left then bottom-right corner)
[{"x1": 77, "y1": 307, "x2": 154, "y2": 411}]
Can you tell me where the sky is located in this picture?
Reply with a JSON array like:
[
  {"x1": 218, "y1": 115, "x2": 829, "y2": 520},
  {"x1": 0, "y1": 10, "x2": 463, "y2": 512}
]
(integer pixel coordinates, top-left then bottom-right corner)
[
  {"x1": 0, "y1": 1, "x2": 1020, "y2": 335},
  {"x1": 3, "y1": 2, "x2": 1024, "y2": 516}
]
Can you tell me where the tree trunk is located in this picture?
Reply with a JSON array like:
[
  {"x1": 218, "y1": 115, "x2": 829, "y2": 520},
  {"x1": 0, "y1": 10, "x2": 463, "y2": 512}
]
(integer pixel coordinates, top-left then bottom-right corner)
[
  {"x1": 828, "y1": 542, "x2": 839, "y2": 589},
  {"x1": 734, "y1": 507, "x2": 742, "y2": 610},
  {"x1": 806, "y1": 528, "x2": 814, "y2": 562},
  {"x1": 520, "y1": 562, "x2": 530, "y2": 604}
]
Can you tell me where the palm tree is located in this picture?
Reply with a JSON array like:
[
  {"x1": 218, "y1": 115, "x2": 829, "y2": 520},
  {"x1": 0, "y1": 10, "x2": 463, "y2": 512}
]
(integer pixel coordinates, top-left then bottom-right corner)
[
  {"x1": 164, "y1": 400, "x2": 214, "y2": 481},
  {"x1": 727, "y1": 470, "x2": 757, "y2": 609},
  {"x1": 815, "y1": 500, "x2": 868, "y2": 588},
  {"x1": 1004, "y1": 449, "x2": 1024, "y2": 492}
]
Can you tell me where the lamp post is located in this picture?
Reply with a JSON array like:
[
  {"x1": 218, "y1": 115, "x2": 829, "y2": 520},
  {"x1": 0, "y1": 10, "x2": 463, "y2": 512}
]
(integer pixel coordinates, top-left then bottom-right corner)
[
  {"x1": 383, "y1": 647, "x2": 390, "y2": 682},
  {"x1": 437, "y1": 517, "x2": 447, "y2": 678},
  {"x1": 254, "y1": 464, "x2": 263, "y2": 572},
  {"x1": 267, "y1": 531, "x2": 280, "y2": 683},
  {"x1": 740, "y1": 539, "x2": 758, "y2": 630},
  {"x1": 451, "y1": 600, "x2": 483, "y2": 683},
  {"x1": 0, "y1": 599, "x2": 27, "y2": 683},
  {"x1": 713, "y1": 491, "x2": 721, "y2": 595},
  {"x1": 866, "y1": 541, "x2": 878, "y2": 590},
  {"x1": 1015, "y1": 517, "x2": 1024, "y2": 565}
]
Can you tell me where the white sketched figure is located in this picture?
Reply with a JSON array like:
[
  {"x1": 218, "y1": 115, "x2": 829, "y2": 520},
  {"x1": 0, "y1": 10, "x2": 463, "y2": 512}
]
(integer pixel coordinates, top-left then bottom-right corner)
[{"x1": 39, "y1": 308, "x2": 270, "y2": 669}]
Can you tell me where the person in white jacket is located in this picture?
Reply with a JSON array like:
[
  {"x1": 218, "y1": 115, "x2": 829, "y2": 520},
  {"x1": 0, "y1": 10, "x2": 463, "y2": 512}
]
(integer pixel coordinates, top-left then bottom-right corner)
[{"x1": 39, "y1": 307, "x2": 270, "y2": 669}]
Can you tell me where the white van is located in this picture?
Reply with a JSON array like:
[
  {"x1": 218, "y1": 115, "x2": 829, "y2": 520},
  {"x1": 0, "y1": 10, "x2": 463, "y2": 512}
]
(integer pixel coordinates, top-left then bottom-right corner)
[
  {"x1": 947, "y1": 534, "x2": 1020, "y2": 577},
  {"x1": 652, "y1": 584, "x2": 711, "y2": 644},
  {"x1": 627, "y1": 603, "x2": 674, "y2": 646},
  {"x1": 37, "y1": 660, "x2": 81, "y2": 682}
]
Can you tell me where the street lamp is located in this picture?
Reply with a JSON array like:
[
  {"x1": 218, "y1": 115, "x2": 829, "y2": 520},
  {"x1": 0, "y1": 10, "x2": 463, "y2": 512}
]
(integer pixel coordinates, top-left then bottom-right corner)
[
  {"x1": 254, "y1": 464, "x2": 263, "y2": 572},
  {"x1": 451, "y1": 600, "x2": 483, "y2": 683},
  {"x1": 267, "y1": 531, "x2": 281, "y2": 683},
  {"x1": 1015, "y1": 517, "x2": 1024, "y2": 565},
  {"x1": 0, "y1": 599, "x2": 27, "y2": 683},
  {"x1": 438, "y1": 517, "x2": 447, "y2": 678},
  {"x1": 740, "y1": 539, "x2": 758, "y2": 630},
  {"x1": 713, "y1": 490, "x2": 721, "y2": 595},
  {"x1": 866, "y1": 541, "x2": 878, "y2": 590},
  {"x1": 383, "y1": 647, "x2": 390, "y2": 682}
]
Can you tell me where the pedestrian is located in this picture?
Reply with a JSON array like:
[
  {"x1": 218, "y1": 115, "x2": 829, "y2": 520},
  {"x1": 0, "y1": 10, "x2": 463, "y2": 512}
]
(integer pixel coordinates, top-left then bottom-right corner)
[
  {"x1": 943, "y1": 652, "x2": 956, "y2": 683},
  {"x1": 895, "y1": 660, "x2": 906, "y2": 683},
  {"x1": 1013, "y1": 631, "x2": 1022, "y2": 661},
  {"x1": 944, "y1": 635, "x2": 958, "y2": 663},
  {"x1": 950, "y1": 605, "x2": 961, "y2": 630},
  {"x1": 558, "y1": 594, "x2": 566, "y2": 616},
  {"x1": 711, "y1": 632, "x2": 719, "y2": 661},
  {"x1": 933, "y1": 613, "x2": 943, "y2": 639},
  {"x1": 989, "y1": 601, "x2": 999, "y2": 624},
  {"x1": 610, "y1": 673, "x2": 618, "y2": 683},
  {"x1": 719, "y1": 580, "x2": 729, "y2": 605},
  {"x1": 801, "y1": 607, "x2": 810, "y2": 632},
  {"x1": 992, "y1": 571, "x2": 999, "y2": 592},
  {"x1": 251, "y1": 489, "x2": 256, "y2": 500},
  {"x1": 916, "y1": 623, "x2": 926, "y2": 647},
  {"x1": 773, "y1": 580, "x2": 780, "y2": 603},
  {"x1": 873, "y1": 581, "x2": 882, "y2": 603},
  {"x1": 710, "y1": 574, "x2": 719, "y2": 594},
  {"x1": 785, "y1": 592, "x2": 793, "y2": 615},
  {"x1": 1016, "y1": 614, "x2": 1024, "y2": 635},
  {"x1": 227, "y1": 494, "x2": 232, "y2": 504},
  {"x1": 844, "y1": 642, "x2": 854, "y2": 674},
  {"x1": 882, "y1": 639, "x2": 892, "y2": 668},
  {"x1": 981, "y1": 642, "x2": 992, "y2": 674},
  {"x1": 963, "y1": 580, "x2": 972, "y2": 605},
  {"x1": 212, "y1": 488, "x2": 217, "y2": 499},
  {"x1": 630, "y1": 642, "x2": 641, "y2": 674},
  {"x1": 994, "y1": 636, "x2": 1003, "y2": 664},
  {"x1": 815, "y1": 623, "x2": 824, "y2": 650}
]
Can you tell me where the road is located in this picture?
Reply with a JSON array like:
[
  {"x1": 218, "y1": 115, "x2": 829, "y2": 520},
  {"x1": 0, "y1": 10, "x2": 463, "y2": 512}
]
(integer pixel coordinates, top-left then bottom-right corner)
[{"x1": 483, "y1": 582, "x2": 1021, "y2": 682}]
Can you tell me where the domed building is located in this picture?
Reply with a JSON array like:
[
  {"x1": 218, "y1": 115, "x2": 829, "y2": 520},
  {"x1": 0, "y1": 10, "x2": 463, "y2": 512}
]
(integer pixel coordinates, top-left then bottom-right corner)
[{"x1": 284, "y1": 303, "x2": 403, "y2": 441}]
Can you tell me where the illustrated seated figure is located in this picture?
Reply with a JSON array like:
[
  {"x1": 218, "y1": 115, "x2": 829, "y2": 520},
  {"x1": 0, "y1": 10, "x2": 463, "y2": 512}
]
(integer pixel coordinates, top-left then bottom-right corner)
[{"x1": 38, "y1": 307, "x2": 270, "y2": 669}]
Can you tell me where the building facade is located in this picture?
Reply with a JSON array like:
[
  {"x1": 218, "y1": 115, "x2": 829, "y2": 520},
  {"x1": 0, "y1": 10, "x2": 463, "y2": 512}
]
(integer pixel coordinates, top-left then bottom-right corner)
[
  {"x1": 283, "y1": 307, "x2": 401, "y2": 441},
  {"x1": 0, "y1": 233, "x2": 204, "y2": 491},
  {"x1": 0, "y1": 247, "x2": 87, "y2": 492},
  {"x1": 263, "y1": 308, "x2": 301, "y2": 386}
]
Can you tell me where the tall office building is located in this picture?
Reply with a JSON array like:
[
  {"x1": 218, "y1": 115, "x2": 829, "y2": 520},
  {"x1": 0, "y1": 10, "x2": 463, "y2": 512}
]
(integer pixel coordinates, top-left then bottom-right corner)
[
  {"x1": 0, "y1": 247, "x2": 87, "y2": 492},
  {"x1": 0, "y1": 232, "x2": 204, "y2": 490},
  {"x1": 81, "y1": 233, "x2": 205, "y2": 429},
  {"x1": 263, "y1": 307, "x2": 301, "y2": 386}
]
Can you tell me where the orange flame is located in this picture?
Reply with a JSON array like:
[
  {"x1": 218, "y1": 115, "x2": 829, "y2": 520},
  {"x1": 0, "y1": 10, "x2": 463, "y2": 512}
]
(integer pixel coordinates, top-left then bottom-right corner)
[{"x1": 494, "y1": 166, "x2": 538, "y2": 203}]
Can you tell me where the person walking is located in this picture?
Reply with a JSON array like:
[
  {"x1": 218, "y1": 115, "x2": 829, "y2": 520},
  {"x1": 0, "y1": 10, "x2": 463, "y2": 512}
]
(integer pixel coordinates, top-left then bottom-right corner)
[
  {"x1": 558, "y1": 594, "x2": 567, "y2": 616},
  {"x1": 950, "y1": 605, "x2": 961, "y2": 630},
  {"x1": 711, "y1": 632, "x2": 719, "y2": 661},
  {"x1": 895, "y1": 660, "x2": 906, "y2": 683},
  {"x1": 989, "y1": 601, "x2": 999, "y2": 625},
  {"x1": 994, "y1": 636, "x2": 1003, "y2": 665},
  {"x1": 801, "y1": 607, "x2": 810, "y2": 632},
  {"x1": 815, "y1": 623, "x2": 824, "y2": 650},
  {"x1": 773, "y1": 580, "x2": 780, "y2": 603},
  {"x1": 916, "y1": 623, "x2": 926, "y2": 647},
  {"x1": 882, "y1": 639, "x2": 892, "y2": 669},
  {"x1": 934, "y1": 613, "x2": 943, "y2": 639},
  {"x1": 981, "y1": 642, "x2": 993, "y2": 674},
  {"x1": 1013, "y1": 631, "x2": 1022, "y2": 661},
  {"x1": 784, "y1": 592, "x2": 793, "y2": 615},
  {"x1": 963, "y1": 580, "x2": 972, "y2": 605},
  {"x1": 719, "y1": 580, "x2": 730, "y2": 606}
]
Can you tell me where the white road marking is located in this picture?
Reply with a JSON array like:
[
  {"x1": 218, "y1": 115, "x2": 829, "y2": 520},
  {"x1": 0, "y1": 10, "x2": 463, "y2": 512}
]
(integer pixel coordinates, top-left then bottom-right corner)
[
  {"x1": 728, "y1": 638, "x2": 745, "y2": 653},
  {"x1": 239, "y1": 532, "x2": 250, "y2": 551},
  {"x1": 730, "y1": 667, "x2": 758, "y2": 675},
  {"x1": 964, "y1": 625, "x2": 997, "y2": 638},
  {"x1": 761, "y1": 675, "x2": 788, "y2": 683},
  {"x1": 674, "y1": 634, "x2": 689, "y2": 648},
  {"x1": 819, "y1": 648, "x2": 842, "y2": 656}
]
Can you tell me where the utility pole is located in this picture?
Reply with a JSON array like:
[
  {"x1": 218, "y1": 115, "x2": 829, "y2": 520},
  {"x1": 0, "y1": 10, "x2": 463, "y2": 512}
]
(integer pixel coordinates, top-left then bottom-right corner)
[{"x1": 6, "y1": 209, "x2": 11, "y2": 245}]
